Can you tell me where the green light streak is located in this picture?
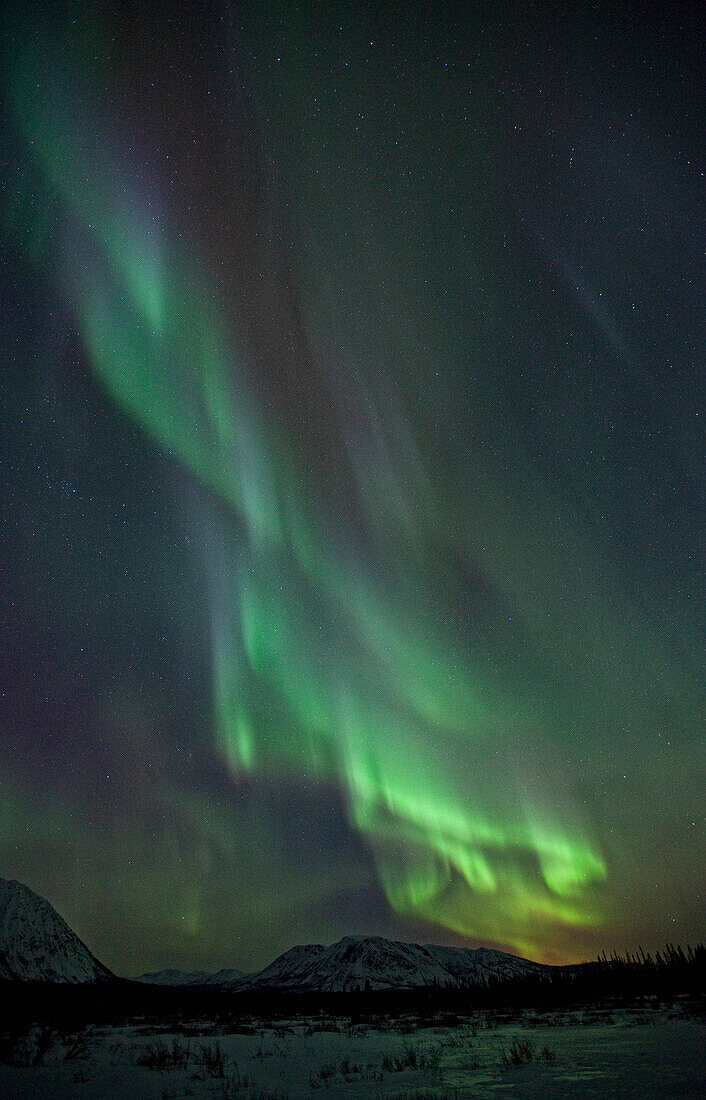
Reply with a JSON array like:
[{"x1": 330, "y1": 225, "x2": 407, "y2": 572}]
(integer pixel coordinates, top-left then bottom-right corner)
[{"x1": 5, "y1": 32, "x2": 611, "y2": 960}]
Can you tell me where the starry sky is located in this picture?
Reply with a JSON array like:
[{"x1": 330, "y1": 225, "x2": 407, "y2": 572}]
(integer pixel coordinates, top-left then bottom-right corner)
[{"x1": 0, "y1": 1, "x2": 703, "y2": 976}]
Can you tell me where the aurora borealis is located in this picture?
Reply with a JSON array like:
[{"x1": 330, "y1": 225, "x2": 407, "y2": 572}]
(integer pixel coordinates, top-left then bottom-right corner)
[{"x1": 0, "y1": 2, "x2": 703, "y2": 975}]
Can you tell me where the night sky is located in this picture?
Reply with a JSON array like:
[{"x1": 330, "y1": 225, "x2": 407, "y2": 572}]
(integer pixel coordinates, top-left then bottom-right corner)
[{"x1": 1, "y1": 1, "x2": 703, "y2": 976}]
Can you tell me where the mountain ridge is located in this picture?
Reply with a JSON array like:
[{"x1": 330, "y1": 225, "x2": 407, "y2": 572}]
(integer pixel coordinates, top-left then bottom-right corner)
[
  {"x1": 1, "y1": 877, "x2": 547, "y2": 991},
  {"x1": 0, "y1": 877, "x2": 112, "y2": 983},
  {"x1": 136, "y1": 933, "x2": 548, "y2": 992},
  {"x1": 136, "y1": 966, "x2": 248, "y2": 987},
  {"x1": 235, "y1": 934, "x2": 549, "y2": 992}
]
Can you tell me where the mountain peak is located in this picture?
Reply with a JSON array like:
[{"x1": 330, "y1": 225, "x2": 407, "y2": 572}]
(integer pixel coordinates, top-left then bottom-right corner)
[
  {"x1": 0, "y1": 877, "x2": 112, "y2": 983},
  {"x1": 239, "y1": 934, "x2": 546, "y2": 993}
]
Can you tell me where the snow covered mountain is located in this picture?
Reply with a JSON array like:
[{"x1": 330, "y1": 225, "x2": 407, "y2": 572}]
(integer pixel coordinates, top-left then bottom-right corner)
[
  {"x1": 135, "y1": 967, "x2": 211, "y2": 986},
  {"x1": 0, "y1": 878, "x2": 112, "y2": 983},
  {"x1": 136, "y1": 966, "x2": 247, "y2": 987},
  {"x1": 239, "y1": 935, "x2": 548, "y2": 992},
  {"x1": 136, "y1": 936, "x2": 546, "y2": 993},
  {"x1": 1, "y1": 878, "x2": 548, "y2": 992}
]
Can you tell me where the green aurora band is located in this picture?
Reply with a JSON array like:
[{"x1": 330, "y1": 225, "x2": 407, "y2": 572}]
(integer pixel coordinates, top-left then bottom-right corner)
[{"x1": 7, "y1": 21, "x2": 697, "y2": 964}]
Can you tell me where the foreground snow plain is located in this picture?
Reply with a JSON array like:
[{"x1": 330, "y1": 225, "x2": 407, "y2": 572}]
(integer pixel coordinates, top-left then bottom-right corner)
[{"x1": 0, "y1": 1004, "x2": 703, "y2": 1099}]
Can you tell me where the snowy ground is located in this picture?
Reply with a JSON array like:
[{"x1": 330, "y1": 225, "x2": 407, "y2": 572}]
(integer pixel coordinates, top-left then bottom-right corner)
[{"x1": 0, "y1": 1004, "x2": 703, "y2": 1098}]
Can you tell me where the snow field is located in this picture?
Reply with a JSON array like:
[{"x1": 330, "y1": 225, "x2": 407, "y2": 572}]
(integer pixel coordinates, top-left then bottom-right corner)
[{"x1": 0, "y1": 1004, "x2": 703, "y2": 1098}]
